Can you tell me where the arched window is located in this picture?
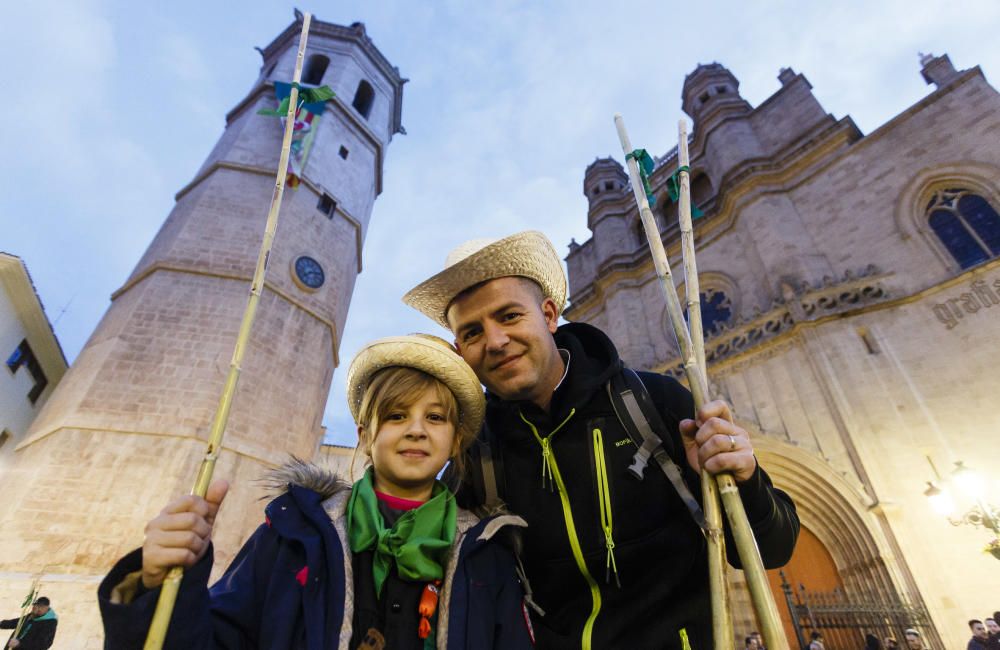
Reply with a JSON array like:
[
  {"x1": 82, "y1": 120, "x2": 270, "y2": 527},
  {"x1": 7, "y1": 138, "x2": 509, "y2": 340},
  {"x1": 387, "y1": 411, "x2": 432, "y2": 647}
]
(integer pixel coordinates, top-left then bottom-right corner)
[
  {"x1": 927, "y1": 188, "x2": 1000, "y2": 269},
  {"x1": 352, "y1": 80, "x2": 375, "y2": 119},
  {"x1": 302, "y1": 55, "x2": 329, "y2": 85},
  {"x1": 690, "y1": 172, "x2": 713, "y2": 212},
  {"x1": 683, "y1": 288, "x2": 732, "y2": 337}
]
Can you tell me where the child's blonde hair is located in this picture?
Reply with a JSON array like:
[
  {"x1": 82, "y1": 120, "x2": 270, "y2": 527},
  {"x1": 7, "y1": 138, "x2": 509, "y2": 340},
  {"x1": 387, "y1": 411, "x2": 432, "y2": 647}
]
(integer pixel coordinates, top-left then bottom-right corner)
[{"x1": 353, "y1": 365, "x2": 472, "y2": 480}]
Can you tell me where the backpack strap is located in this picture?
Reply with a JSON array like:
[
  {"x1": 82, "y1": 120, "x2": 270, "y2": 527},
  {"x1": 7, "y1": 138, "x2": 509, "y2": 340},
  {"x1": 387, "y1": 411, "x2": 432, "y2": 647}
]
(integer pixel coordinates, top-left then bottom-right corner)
[{"x1": 607, "y1": 368, "x2": 707, "y2": 532}]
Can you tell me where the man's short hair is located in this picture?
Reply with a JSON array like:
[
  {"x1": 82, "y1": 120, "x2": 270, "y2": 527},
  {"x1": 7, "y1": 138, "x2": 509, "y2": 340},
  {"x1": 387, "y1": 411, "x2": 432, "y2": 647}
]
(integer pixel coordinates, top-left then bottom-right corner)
[
  {"x1": 987, "y1": 618, "x2": 996, "y2": 624},
  {"x1": 905, "y1": 628, "x2": 920, "y2": 636},
  {"x1": 33, "y1": 597, "x2": 49, "y2": 606},
  {"x1": 811, "y1": 631, "x2": 822, "y2": 639},
  {"x1": 971, "y1": 619, "x2": 984, "y2": 628}
]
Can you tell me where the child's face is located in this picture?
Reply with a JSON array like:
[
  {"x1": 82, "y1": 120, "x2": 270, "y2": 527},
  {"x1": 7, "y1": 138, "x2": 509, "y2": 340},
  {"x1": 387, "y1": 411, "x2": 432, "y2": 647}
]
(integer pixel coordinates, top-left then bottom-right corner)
[{"x1": 367, "y1": 385, "x2": 457, "y2": 500}]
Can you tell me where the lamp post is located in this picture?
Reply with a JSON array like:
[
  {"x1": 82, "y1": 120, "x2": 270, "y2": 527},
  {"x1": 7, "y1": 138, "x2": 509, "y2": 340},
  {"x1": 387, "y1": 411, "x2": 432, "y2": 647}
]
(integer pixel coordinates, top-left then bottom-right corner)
[{"x1": 923, "y1": 458, "x2": 1000, "y2": 559}]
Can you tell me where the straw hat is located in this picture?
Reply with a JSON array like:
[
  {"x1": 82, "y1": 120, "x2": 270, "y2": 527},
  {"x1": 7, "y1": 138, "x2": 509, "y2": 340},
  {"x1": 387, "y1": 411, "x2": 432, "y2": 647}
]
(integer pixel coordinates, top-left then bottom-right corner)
[
  {"x1": 403, "y1": 230, "x2": 567, "y2": 329},
  {"x1": 346, "y1": 334, "x2": 485, "y2": 438}
]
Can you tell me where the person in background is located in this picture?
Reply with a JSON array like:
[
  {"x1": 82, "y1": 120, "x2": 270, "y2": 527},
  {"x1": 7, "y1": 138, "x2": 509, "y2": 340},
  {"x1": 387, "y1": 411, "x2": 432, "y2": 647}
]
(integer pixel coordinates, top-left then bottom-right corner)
[
  {"x1": 904, "y1": 628, "x2": 926, "y2": 650},
  {"x1": 808, "y1": 630, "x2": 824, "y2": 650},
  {"x1": 0, "y1": 597, "x2": 57, "y2": 650},
  {"x1": 970, "y1": 619, "x2": 990, "y2": 650}
]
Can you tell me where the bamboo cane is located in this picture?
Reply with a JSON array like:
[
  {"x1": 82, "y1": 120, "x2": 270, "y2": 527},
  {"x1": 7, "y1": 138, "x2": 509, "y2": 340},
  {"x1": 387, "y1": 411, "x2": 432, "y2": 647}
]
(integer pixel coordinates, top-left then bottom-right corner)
[
  {"x1": 674, "y1": 119, "x2": 789, "y2": 650},
  {"x1": 142, "y1": 13, "x2": 314, "y2": 649},
  {"x1": 614, "y1": 114, "x2": 732, "y2": 650},
  {"x1": 10, "y1": 577, "x2": 40, "y2": 642},
  {"x1": 676, "y1": 126, "x2": 706, "y2": 374}
]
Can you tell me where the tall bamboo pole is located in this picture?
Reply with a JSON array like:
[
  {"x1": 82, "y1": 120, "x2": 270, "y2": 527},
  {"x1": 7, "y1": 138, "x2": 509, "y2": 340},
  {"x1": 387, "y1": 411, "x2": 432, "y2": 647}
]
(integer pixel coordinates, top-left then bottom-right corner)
[
  {"x1": 676, "y1": 126, "x2": 706, "y2": 374},
  {"x1": 142, "y1": 13, "x2": 314, "y2": 650},
  {"x1": 673, "y1": 119, "x2": 789, "y2": 650},
  {"x1": 614, "y1": 114, "x2": 732, "y2": 650},
  {"x1": 10, "y1": 576, "x2": 40, "y2": 642}
]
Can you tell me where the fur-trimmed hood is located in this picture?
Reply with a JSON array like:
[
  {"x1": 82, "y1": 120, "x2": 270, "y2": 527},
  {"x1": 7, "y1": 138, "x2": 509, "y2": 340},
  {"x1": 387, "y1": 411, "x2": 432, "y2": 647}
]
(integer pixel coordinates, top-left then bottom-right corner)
[{"x1": 261, "y1": 456, "x2": 350, "y2": 501}]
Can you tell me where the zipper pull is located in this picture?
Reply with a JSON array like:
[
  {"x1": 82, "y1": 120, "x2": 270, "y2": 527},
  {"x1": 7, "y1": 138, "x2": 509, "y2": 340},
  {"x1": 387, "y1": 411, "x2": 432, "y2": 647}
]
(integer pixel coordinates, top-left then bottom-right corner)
[{"x1": 541, "y1": 438, "x2": 554, "y2": 491}]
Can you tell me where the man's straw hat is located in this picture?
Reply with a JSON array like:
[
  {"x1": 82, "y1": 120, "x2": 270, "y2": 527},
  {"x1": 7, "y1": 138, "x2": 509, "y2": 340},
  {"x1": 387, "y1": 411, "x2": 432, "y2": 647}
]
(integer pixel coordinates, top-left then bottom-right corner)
[
  {"x1": 403, "y1": 230, "x2": 567, "y2": 329},
  {"x1": 346, "y1": 334, "x2": 485, "y2": 438}
]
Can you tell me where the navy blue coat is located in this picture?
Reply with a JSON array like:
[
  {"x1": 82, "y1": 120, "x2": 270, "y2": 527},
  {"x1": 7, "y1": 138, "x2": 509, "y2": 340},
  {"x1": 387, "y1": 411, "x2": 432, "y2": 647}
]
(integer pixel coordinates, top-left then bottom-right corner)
[{"x1": 98, "y1": 477, "x2": 533, "y2": 649}]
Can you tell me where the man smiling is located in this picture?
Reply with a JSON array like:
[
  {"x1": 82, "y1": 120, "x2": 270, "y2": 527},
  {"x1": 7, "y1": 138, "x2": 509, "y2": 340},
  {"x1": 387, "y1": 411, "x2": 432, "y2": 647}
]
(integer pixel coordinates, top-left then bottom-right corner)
[{"x1": 404, "y1": 230, "x2": 798, "y2": 649}]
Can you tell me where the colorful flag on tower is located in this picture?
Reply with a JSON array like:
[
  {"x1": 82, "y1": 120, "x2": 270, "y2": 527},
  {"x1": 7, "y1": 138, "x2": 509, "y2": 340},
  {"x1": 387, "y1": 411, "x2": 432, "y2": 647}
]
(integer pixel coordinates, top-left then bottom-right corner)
[{"x1": 261, "y1": 82, "x2": 334, "y2": 189}]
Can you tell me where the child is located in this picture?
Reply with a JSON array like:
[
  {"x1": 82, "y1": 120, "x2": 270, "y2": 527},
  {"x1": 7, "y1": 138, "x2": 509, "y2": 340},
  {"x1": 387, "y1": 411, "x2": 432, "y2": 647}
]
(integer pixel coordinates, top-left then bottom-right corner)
[{"x1": 98, "y1": 334, "x2": 534, "y2": 649}]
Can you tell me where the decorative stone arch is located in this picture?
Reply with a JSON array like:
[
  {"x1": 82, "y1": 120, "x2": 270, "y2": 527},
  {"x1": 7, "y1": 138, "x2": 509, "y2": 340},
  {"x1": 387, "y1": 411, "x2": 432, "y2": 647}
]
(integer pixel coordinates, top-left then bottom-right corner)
[
  {"x1": 894, "y1": 161, "x2": 1000, "y2": 273},
  {"x1": 749, "y1": 433, "x2": 917, "y2": 605},
  {"x1": 663, "y1": 272, "x2": 742, "y2": 344}
]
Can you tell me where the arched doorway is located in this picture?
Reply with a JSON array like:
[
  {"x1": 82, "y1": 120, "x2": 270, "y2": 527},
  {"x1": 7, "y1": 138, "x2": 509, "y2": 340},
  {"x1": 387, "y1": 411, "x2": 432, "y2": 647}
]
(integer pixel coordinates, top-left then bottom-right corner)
[{"x1": 725, "y1": 434, "x2": 939, "y2": 648}]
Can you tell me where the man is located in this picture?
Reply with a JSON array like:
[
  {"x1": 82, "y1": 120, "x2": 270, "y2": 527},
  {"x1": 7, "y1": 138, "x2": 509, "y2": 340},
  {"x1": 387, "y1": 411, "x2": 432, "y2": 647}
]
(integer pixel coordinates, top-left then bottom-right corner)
[
  {"x1": 404, "y1": 231, "x2": 799, "y2": 648},
  {"x1": 884, "y1": 637, "x2": 900, "y2": 649},
  {"x1": 904, "y1": 628, "x2": 926, "y2": 650},
  {"x1": 745, "y1": 634, "x2": 760, "y2": 649},
  {"x1": 0, "y1": 597, "x2": 57, "y2": 649},
  {"x1": 970, "y1": 619, "x2": 990, "y2": 650},
  {"x1": 808, "y1": 631, "x2": 824, "y2": 650},
  {"x1": 751, "y1": 630, "x2": 766, "y2": 649},
  {"x1": 985, "y1": 617, "x2": 1000, "y2": 650}
]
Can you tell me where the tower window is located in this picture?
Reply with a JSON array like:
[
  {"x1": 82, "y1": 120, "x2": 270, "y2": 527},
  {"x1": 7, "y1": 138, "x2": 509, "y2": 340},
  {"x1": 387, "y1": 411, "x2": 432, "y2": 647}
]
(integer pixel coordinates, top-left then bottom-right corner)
[
  {"x1": 604, "y1": 181, "x2": 614, "y2": 191},
  {"x1": 927, "y1": 188, "x2": 1000, "y2": 269},
  {"x1": 317, "y1": 194, "x2": 337, "y2": 218},
  {"x1": 302, "y1": 54, "x2": 330, "y2": 86},
  {"x1": 6, "y1": 339, "x2": 47, "y2": 404},
  {"x1": 716, "y1": 85, "x2": 728, "y2": 94},
  {"x1": 699, "y1": 91, "x2": 710, "y2": 103},
  {"x1": 352, "y1": 80, "x2": 375, "y2": 119},
  {"x1": 338, "y1": 146, "x2": 349, "y2": 160},
  {"x1": 593, "y1": 186, "x2": 600, "y2": 196}
]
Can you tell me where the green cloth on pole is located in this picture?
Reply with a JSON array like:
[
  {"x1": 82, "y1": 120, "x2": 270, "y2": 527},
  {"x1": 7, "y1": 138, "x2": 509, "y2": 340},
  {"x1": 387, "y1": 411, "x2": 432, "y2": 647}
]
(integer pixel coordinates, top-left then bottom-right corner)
[
  {"x1": 257, "y1": 82, "x2": 334, "y2": 117},
  {"x1": 626, "y1": 149, "x2": 657, "y2": 208},
  {"x1": 666, "y1": 165, "x2": 704, "y2": 219},
  {"x1": 346, "y1": 469, "x2": 456, "y2": 597}
]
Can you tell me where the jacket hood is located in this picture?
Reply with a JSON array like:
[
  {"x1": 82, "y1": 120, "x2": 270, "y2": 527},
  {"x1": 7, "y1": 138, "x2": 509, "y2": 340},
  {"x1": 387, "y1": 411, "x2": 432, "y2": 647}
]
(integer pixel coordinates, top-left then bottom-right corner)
[
  {"x1": 487, "y1": 321, "x2": 622, "y2": 423},
  {"x1": 261, "y1": 457, "x2": 351, "y2": 501}
]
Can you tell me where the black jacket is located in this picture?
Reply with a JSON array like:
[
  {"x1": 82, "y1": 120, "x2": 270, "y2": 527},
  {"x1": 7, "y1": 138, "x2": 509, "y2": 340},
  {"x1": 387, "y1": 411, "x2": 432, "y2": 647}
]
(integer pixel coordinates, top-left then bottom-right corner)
[
  {"x1": 1, "y1": 612, "x2": 58, "y2": 650},
  {"x1": 462, "y1": 322, "x2": 799, "y2": 649}
]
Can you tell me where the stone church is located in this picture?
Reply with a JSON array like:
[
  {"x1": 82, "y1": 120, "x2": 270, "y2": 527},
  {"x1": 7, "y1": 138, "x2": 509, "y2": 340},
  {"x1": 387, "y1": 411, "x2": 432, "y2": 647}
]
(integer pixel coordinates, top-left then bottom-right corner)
[{"x1": 565, "y1": 54, "x2": 1000, "y2": 647}]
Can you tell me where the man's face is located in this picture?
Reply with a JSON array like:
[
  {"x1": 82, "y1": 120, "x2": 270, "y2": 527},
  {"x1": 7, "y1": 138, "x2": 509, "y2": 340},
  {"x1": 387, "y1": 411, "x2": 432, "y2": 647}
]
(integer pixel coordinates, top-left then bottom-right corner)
[
  {"x1": 31, "y1": 603, "x2": 47, "y2": 617},
  {"x1": 987, "y1": 619, "x2": 1000, "y2": 635},
  {"x1": 905, "y1": 632, "x2": 921, "y2": 649},
  {"x1": 448, "y1": 277, "x2": 561, "y2": 406},
  {"x1": 973, "y1": 622, "x2": 988, "y2": 639}
]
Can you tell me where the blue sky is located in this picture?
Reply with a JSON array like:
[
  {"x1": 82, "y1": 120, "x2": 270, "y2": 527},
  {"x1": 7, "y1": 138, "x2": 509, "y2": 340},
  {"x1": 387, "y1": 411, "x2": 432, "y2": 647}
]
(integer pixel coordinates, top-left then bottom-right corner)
[{"x1": 2, "y1": 0, "x2": 998, "y2": 447}]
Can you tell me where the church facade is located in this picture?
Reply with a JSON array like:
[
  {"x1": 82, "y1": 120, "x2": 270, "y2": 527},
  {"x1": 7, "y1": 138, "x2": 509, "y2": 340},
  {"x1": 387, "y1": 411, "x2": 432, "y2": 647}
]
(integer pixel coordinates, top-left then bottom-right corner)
[{"x1": 565, "y1": 54, "x2": 1000, "y2": 648}]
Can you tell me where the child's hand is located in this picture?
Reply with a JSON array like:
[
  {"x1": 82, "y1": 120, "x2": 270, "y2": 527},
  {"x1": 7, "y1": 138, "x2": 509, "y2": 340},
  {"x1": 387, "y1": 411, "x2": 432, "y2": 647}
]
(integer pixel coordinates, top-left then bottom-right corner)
[{"x1": 141, "y1": 479, "x2": 229, "y2": 589}]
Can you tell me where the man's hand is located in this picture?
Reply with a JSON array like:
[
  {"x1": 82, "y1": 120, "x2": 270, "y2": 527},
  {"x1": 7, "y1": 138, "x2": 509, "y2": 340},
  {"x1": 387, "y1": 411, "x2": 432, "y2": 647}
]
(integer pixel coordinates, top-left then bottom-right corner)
[
  {"x1": 679, "y1": 400, "x2": 756, "y2": 482},
  {"x1": 8, "y1": 639, "x2": 20, "y2": 648},
  {"x1": 141, "y1": 479, "x2": 229, "y2": 589}
]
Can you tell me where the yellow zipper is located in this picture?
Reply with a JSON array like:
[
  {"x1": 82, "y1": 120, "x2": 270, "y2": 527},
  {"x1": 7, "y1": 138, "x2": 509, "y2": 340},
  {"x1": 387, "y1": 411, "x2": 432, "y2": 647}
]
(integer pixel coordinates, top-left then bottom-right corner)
[
  {"x1": 592, "y1": 428, "x2": 620, "y2": 587},
  {"x1": 519, "y1": 409, "x2": 601, "y2": 650}
]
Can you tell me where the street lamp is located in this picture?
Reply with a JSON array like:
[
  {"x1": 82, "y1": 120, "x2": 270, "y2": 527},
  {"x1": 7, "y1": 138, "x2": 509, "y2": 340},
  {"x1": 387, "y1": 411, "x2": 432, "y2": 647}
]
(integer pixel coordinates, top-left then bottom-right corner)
[{"x1": 923, "y1": 457, "x2": 1000, "y2": 558}]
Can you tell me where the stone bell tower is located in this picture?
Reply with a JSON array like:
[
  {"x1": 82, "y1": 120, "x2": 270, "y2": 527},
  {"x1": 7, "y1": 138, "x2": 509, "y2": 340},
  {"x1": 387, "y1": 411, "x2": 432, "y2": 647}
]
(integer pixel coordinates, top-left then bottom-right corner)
[{"x1": 0, "y1": 15, "x2": 404, "y2": 648}]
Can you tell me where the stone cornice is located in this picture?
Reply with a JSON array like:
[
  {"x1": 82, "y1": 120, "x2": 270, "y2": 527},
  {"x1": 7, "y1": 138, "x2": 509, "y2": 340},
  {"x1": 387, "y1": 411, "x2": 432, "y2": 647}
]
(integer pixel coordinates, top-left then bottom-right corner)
[
  {"x1": 172, "y1": 160, "x2": 364, "y2": 273},
  {"x1": 110, "y1": 263, "x2": 341, "y2": 367}
]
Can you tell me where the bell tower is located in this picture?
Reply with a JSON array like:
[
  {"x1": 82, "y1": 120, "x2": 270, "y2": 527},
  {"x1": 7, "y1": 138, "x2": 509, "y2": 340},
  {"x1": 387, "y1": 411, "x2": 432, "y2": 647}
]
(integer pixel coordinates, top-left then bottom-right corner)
[{"x1": 0, "y1": 14, "x2": 405, "y2": 646}]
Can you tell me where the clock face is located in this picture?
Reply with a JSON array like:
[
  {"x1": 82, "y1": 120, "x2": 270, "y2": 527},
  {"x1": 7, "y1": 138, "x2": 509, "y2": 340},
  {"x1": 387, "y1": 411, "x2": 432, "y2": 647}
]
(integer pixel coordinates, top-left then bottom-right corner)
[{"x1": 294, "y1": 255, "x2": 325, "y2": 290}]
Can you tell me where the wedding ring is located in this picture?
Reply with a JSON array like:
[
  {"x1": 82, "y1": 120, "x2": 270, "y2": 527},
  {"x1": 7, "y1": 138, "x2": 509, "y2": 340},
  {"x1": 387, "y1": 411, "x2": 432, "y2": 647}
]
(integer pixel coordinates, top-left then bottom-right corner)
[{"x1": 729, "y1": 435, "x2": 737, "y2": 451}]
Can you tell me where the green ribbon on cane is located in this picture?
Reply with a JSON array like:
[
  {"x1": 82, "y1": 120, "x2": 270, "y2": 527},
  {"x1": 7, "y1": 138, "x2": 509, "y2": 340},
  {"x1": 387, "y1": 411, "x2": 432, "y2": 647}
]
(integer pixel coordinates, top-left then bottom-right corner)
[
  {"x1": 257, "y1": 82, "x2": 335, "y2": 117},
  {"x1": 666, "y1": 165, "x2": 705, "y2": 218},
  {"x1": 625, "y1": 149, "x2": 657, "y2": 208}
]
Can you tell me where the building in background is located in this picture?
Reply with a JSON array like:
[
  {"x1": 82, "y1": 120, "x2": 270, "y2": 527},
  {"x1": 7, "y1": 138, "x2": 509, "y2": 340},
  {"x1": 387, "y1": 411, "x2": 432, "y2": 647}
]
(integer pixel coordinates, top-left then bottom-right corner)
[
  {"x1": 565, "y1": 53, "x2": 1000, "y2": 648},
  {"x1": 0, "y1": 15, "x2": 404, "y2": 649},
  {"x1": 0, "y1": 253, "x2": 67, "y2": 467}
]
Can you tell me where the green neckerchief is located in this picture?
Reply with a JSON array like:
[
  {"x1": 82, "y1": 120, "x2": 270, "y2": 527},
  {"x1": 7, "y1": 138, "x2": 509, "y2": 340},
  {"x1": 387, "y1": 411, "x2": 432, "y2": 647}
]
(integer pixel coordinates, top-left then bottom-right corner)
[{"x1": 346, "y1": 469, "x2": 457, "y2": 597}]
